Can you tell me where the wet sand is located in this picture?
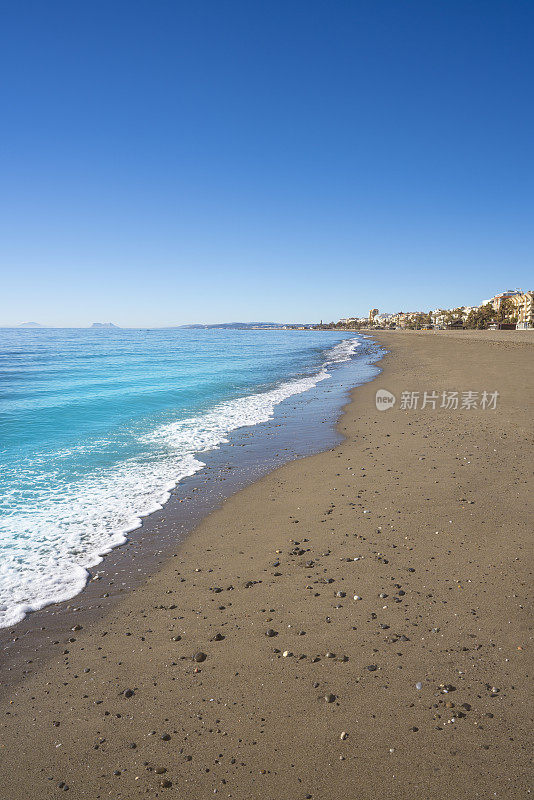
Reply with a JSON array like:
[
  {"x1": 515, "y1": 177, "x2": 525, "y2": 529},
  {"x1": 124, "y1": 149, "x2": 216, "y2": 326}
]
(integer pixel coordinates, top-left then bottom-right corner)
[{"x1": 1, "y1": 330, "x2": 532, "y2": 799}]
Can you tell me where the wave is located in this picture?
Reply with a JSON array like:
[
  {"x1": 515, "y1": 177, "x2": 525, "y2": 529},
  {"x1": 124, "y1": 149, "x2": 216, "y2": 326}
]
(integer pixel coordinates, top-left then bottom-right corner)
[{"x1": 0, "y1": 336, "x2": 361, "y2": 628}]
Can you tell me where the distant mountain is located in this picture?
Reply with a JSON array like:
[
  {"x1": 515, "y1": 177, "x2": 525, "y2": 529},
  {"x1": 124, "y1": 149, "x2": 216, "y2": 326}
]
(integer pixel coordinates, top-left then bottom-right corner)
[
  {"x1": 90, "y1": 322, "x2": 119, "y2": 328},
  {"x1": 18, "y1": 322, "x2": 43, "y2": 327},
  {"x1": 174, "y1": 322, "x2": 312, "y2": 330}
]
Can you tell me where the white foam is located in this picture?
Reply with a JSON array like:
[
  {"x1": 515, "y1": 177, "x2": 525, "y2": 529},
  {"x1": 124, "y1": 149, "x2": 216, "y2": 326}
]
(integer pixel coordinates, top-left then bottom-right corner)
[{"x1": 0, "y1": 337, "x2": 361, "y2": 628}]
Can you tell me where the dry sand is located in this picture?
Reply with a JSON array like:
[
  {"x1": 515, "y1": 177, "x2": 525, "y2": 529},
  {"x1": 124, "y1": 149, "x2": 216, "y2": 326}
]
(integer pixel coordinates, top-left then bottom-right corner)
[{"x1": 1, "y1": 330, "x2": 532, "y2": 799}]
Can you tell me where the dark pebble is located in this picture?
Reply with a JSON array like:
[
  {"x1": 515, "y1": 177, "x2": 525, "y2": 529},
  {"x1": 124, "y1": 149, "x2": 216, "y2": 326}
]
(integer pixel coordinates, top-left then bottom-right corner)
[{"x1": 193, "y1": 651, "x2": 207, "y2": 662}]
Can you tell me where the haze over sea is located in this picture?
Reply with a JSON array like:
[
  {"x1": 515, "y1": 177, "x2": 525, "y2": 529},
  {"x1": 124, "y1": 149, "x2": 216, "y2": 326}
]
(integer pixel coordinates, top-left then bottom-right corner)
[{"x1": 0, "y1": 327, "x2": 380, "y2": 628}]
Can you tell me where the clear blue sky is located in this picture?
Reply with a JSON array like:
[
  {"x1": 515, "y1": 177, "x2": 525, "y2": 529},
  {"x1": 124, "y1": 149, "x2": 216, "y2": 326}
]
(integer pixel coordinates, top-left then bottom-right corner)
[{"x1": 1, "y1": 0, "x2": 532, "y2": 326}]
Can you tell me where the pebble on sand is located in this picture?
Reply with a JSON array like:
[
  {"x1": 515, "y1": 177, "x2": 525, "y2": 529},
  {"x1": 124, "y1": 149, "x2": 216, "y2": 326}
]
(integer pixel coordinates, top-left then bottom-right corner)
[{"x1": 193, "y1": 652, "x2": 207, "y2": 662}]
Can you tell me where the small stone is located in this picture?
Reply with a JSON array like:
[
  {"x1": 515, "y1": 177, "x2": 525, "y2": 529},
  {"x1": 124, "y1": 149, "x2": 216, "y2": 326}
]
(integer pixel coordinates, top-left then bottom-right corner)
[
  {"x1": 324, "y1": 693, "x2": 336, "y2": 703},
  {"x1": 161, "y1": 733, "x2": 171, "y2": 741},
  {"x1": 193, "y1": 652, "x2": 207, "y2": 663},
  {"x1": 353, "y1": 595, "x2": 362, "y2": 601},
  {"x1": 366, "y1": 664, "x2": 378, "y2": 671},
  {"x1": 160, "y1": 779, "x2": 172, "y2": 788},
  {"x1": 340, "y1": 731, "x2": 348, "y2": 740},
  {"x1": 265, "y1": 629, "x2": 278, "y2": 637},
  {"x1": 154, "y1": 767, "x2": 167, "y2": 774},
  {"x1": 282, "y1": 650, "x2": 292, "y2": 658},
  {"x1": 123, "y1": 689, "x2": 134, "y2": 698},
  {"x1": 211, "y1": 633, "x2": 224, "y2": 641},
  {"x1": 415, "y1": 682, "x2": 423, "y2": 690}
]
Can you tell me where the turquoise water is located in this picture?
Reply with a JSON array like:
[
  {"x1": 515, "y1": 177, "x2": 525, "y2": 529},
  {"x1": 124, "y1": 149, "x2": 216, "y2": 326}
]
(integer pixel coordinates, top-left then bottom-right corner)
[{"x1": 0, "y1": 328, "x2": 371, "y2": 627}]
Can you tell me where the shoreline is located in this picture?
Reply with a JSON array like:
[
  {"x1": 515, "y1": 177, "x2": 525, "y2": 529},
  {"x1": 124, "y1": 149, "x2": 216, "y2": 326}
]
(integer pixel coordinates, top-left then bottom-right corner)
[
  {"x1": 0, "y1": 335, "x2": 383, "y2": 686},
  {"x1": 1, "y1": 330, "x2": 532, "y2": 799},
  {"x1": 0, "y1": 331, "x2": 377, "y2": 632}
]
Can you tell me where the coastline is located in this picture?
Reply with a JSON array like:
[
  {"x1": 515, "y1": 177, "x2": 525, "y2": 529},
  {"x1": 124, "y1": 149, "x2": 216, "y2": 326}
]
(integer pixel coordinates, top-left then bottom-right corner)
[
  {"x1": 1, "y1": 330, "x2": 532, "y2": 799},
  {"x1": 0, "y1": 335, "x2": 383, "y2": 683},
  {"x1": 0, "y1": 330, "x2": 378, "y2": 631}
]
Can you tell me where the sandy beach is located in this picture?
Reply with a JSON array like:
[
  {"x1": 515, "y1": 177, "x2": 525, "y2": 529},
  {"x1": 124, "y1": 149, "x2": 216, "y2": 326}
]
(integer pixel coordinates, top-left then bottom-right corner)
[{"x1": 1, "y1": 330, "x2": 532, "y2": 799}]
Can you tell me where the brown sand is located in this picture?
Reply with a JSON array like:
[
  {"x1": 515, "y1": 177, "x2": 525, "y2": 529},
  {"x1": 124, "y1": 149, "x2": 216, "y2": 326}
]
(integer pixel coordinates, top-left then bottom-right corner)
[{"x1": 1, "y1": 331, "x2": 532, "y2": 799}]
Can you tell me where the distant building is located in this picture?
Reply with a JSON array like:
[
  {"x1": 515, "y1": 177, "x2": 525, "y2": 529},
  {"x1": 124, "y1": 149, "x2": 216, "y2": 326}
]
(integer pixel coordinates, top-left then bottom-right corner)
[
  {"x1": 373, "y1": 313, "x2": 394, "y2": 327},
  {"x1": 511, "y1": 291, "x2": 534, "y2": 329},
  {"x1": 482, "y1": 289, "x2": 524, "y2": 311},
  {"x1": 431, "y1": 309, "x2": 448, "y2": 328},
  {"x1": 461, "y1": 306, "x2": 477, "y2": 321},
  {"x1": 389, "y1": 311, "x2": 424, "y2": 328},
  {"x1": 369, "y1": 308, "x2": 379, "y2": 323}
]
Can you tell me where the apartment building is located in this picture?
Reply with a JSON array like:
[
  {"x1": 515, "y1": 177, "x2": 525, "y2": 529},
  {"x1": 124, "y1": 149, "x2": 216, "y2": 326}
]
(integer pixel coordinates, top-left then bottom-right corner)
[
  {"x1": 483, "y1": 289, "x2": 524, "y2": 310},
  {"x1": 511, "y1": 291, "x2": 534, "y2": 329}
]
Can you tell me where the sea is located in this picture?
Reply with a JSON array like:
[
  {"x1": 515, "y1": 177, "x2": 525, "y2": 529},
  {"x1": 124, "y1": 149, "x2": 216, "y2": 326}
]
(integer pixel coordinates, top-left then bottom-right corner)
[{"x1": 0, "y1": 327, "x2": 381, "y2": 628}]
